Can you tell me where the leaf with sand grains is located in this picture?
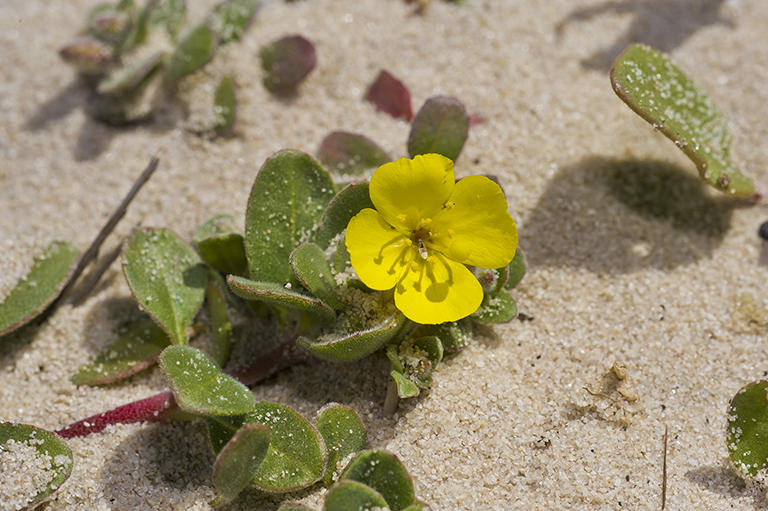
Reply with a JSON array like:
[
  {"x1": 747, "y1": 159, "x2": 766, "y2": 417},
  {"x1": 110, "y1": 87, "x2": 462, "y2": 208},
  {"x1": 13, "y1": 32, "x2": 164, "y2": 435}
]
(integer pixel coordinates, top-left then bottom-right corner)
[
  {"x1": 194, "y1": 214, "x2": 248, "y2": 277},
  {"x1": 206, "y1": 0, "x2": 259, "y2": 45},
  {"x1": 340, "y1": 449, "x2": 416, "y2": 511},
  {"x1": 261, "y1": 35, "x2": 317, "y2": 95},
  {"x1": 159, "y1": 345, "x2": 255, "y2": 415},
  {"x1": 315, "y1": 404, "x2": 368, "y2": 487},
  {"x1": 611, "y1": 43, "x2": 755, "y2": 197},
  {"x1": 0, "y1": 423, "x2": 73, "y2": 510},
  {"x1": 407, "y1": 96, "x2": 469, "y2": 161},
  {"x1": 210, "y1": 423, "x2": 271, "y2": 506},
  {"x1": 0, "y1": 240, "x2": 79, "y2": 338},
  {"x1": 123, "y1": 227, "x2": 206, "y2": 345},
  {"x1": 290, "y1": 243, "x2": 345, "y2": 310},
  {"x1": 313, "y1": 182, "x2": 374, "y2": 251},
  {"x1": 727, "y1": 380, "x2": 768, "y2": 482}
]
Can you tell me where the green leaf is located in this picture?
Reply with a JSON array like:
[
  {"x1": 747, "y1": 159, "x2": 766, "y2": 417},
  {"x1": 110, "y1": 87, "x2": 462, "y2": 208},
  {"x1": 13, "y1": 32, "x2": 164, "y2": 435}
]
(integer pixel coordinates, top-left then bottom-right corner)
[
  {"x1": 206, "y1": 274, "x2": 231, "y2": 368},
  {"x1": 71, "y1": 315, "x2": 170, "y2": 385},
  {"x1": 0, "y1": 240, "x2": 79, "y2": 337},
  {"x1": 325, "y1": 480, "x2": 389, "y2": 511},
  {"x1": 211, "y1": 423, "x2": 271, "y2": 506},
  {"x1": 341, "y1": 450, "x2": 415, "y2": 511},
  {"x1": 290, "y1": 243, "x2": 344, "y2": 310},
  {"x1": 87, "y1": 4, "x2": 134, "y2": 47},
  {"x1": 0, "y1": 422, "x2": 74, "y2": 510},
  {"x1": 317, "y1": 132, "x2": 391, "y2": 176},
  {"x1": 316, "y1": 404, "x2": 368, "y2": 488},
  {"x1": 504, "y1": 247, "x2": 526, "y2": 290},
  {"x1": 390, "y1": 370, "x2": 419, "y2": 399},
  {"x1": 610, "y1": 43, "x2": 755, "y2": 197},
  {"x1": 86, "y1": 73, "x2": 159, "y2": 125},
  {"x1": 194, "y1": 214, "x2": 248, "y2": 276},
  {"x1": 278, "y1": 504, "x2": 315, "y2": 511},
  {"x1": 206, "y1": 0, "x2": 259, "y2": 45},
  {"x1": 472, "y1": 290, "x2": 517, "y2": 324},
  {"x1": 158, "y1": 345, "x2": 255, "y2": 415},
  {"x1": 123, "y1": 228, "x2": 206, "y2": 345},
  {"x1": 148, "y1": 0, "x2": 186, "y2": 42},
  {"x1": 248, "y1": 402, "x2": 326, "y2": 492},
  {"x1": 298, "y1": 310, "x2": 409, "y2": 362},
  {"x1": 410, "y1": 319, "x2": 473, "y2": 353},
  {"x1": 59, "y1": 37, "x2": 114, "y2": 74},
  {"x1": 245, "y1": 149, "x2": 337, "y2": 285},
  {"x1": 226, "y1": 275, "x2": 336, "y2": 324},
  {"x1": 728, "y1": 380, "x2": 768, "y2": 479},
  {"x1": 387, "y1": 336, "x2": 443, "y2": 390},
  {"x1": 407, "y1": 96, "x2": 469, "y2": 162},
  {"x1": 314, "y1": 183, "x2": 374, "y2": 251},
  {"x1": 165, "y1": 24, "x2": 217, "y2": 84},
  {"x1": 261, "y1": 35, "x2": 317, "y2": 95},
  {"x1": 97, "y1": 50, "x2": 165, "y2": 96},
  {"x1": 213, "y1": 75, "x2": 237, "y2": 135}
]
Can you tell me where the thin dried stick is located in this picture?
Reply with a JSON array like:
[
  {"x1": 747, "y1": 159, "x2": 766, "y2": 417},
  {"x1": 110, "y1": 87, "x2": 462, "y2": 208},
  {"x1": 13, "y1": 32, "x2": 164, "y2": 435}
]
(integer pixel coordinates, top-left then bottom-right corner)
[{"x1": 662, "y1": 424, "x2": 668, "y2": 510}]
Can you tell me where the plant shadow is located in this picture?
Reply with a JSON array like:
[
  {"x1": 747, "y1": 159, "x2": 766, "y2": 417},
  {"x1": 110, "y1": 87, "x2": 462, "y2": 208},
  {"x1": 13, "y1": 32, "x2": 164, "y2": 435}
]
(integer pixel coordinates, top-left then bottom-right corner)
[
  {"x1": 555, "y1": 0, "x2": 732, "y2": 71},
  {"x1": 519, "y1": 157, "x2": 748, "y2": 274},
  {"x1": 685, "y1": 460, "x2": 768, "y2": 508}
]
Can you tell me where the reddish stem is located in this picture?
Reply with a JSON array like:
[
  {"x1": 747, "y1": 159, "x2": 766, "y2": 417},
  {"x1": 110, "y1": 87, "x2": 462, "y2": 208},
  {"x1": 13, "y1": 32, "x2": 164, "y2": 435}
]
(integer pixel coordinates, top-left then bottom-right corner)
[{"x1": 56, "y1": 390, "x2": 176, "y2": 439}]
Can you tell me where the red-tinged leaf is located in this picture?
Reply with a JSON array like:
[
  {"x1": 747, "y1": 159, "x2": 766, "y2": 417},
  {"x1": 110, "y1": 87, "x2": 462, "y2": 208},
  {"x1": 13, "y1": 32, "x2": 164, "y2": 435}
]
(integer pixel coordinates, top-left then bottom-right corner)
[
  {"x1": 56, "y1": 391, "x2": 176, "y2": 439},
  {"x1": 468, "y1": 112, "x2": 484, "y2": 126},
  {"x1": 317, "y1": 131, "x2": 391, "y2": 175},
  {"x1": 365, "y1": 70, "x2": 413, "y2": 121},
  {"x1": 261, "y1": 35, "x2": 317, "y2": 95}
]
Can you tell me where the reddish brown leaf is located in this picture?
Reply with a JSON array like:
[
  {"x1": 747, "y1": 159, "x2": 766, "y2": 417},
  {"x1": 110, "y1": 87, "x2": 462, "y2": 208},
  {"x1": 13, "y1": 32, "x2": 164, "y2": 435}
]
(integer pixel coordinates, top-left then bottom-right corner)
[{"x1": 365, "y1": 70, "x2": 413, "y2": 121}]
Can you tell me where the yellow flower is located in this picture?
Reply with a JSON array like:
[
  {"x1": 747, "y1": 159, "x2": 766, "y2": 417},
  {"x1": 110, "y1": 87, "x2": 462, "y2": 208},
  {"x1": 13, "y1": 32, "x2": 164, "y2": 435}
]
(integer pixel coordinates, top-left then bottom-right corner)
[{"x1": 345, "y1": 153, "x2": 518, "y2": 324}]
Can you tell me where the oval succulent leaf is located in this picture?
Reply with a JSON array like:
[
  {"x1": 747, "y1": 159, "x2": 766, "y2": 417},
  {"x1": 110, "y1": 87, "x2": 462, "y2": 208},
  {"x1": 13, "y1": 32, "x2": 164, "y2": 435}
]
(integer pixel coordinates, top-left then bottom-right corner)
[
  {"x1": 317, "y1": 132, "x2": 391, "y2": 176},
  {"x1": 341, "y1": 449, "x2": 415, "y2": 511},
  {"x1": 298, "y1": 310, "x2": 409, "y2": 362},
  {"x1": 206, "y1": 274, "x2": 231, "y2": 368},
  {"x1": 122, "y1": 227, "x2": 206, "y2": 345},
  {"x1": 97, "y1": 50, "x2": 165, "y2": 96},
  {"x1": 610, "y1": 43, "x2": 755, "y2": 197},
  {"x1": 314, "y1": 183, "x2": 374, "y2": 251},
  {"x1": 159, "y1": 345, "x2": 255, "y2": 415},
  {"x1": 407, "y1": 96, "x2": 469, "y2": 162},
  {"x1": 245, "y1": 150, "x2": 337, "y2": 285},
  {"x1": 211, "y1": 423, "x2": 271, "y2": 506},
  {"x1": 87, "y1": 5, "x2": 133, "y2": 47},
  {"x1": 504, "y1": 247, "x2": 526, "y2": 290},
  {"x1": 71, "y1": 315, "x2": 170, "y2": 385},
  {"x1": 148, "y1": 0, "x2": 187, "y2": 42},
  {"x1": 206, "y1": 0, "x2": 259, "y2": 45},
  {"x1": 59, "y1": 37, "x2": 114, "y2": 74},
  {"x1": 213, "y1": 75, "x2": 237, "y2": 135},
  {"x1": 195, "y1": 214, "x2": 247, "y2": 276},
  {"x1": 290, "y1": 243, "x2": 344, "y2": 310},
  {"x1": 316, "y1": 404, "x2": 368, "y2": 487},
  {"x1": 727, "y1": 380, "x2": 768, "y2": 479},
  {"x1": 472, "y1": 290, "x2": 517, "y2": 324},
  {"x1": 226, "y1": 275, "x2": 336, "y2": 324},
  {"x1": 0, "y1": 423, "x2": 74, "y2": 510},
  {"x1": 261, "y1": 35, "x2": 317, "y2": 95},
  {"x1": 325, "y1": 480, "x2": 389, "y2": 511},
  {"x1": 0, "y1": 240, "x2": 79, "y2": 338},
  {"x1": 247, "y1": 402, "x2": 326, "y2": 493},
  {"x1": 365, "y1": 70, "x2": 413, "y2": 121},
  {"x1": 165, "y1": 24, "x2": 217, "y2": 84}
]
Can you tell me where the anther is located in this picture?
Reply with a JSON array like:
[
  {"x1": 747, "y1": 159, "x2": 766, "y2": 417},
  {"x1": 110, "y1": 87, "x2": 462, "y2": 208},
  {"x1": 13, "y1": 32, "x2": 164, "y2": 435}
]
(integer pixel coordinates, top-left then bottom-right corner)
[{"x1": 396, "y1": 214, "x2": 407, "y2": 223}]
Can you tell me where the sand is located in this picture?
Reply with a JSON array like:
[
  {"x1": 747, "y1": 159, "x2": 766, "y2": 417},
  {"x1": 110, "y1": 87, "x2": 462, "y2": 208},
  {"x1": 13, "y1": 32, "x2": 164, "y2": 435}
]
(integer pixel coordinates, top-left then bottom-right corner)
[{"x1": 2, "y1": 0, "x2": 768, "y2": 509}]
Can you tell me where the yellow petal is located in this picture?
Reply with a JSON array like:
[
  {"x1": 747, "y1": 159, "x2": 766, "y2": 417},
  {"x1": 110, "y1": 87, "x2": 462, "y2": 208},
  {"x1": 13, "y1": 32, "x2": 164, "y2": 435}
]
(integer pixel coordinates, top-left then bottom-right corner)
[
  {"x1": 346, "y1": 209, "x2": 409, "y2": 290},
  {"x1": 370, "y1": 154, "x2": 455, "y2": 230},
  {"x1": 394, "y1": 252, "x2": 483, "y2": 324},
  {"x1": 431, "y1": 175, "x2": 517, "y2": 269}
]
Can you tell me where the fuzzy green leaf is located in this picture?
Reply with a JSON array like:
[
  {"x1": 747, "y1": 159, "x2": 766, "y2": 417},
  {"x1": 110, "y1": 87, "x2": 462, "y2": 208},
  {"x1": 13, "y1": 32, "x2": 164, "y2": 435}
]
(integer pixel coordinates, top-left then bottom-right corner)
[
  {"x1": 298, "y1": 310, "x2": 409, "y2": 362},
  {"x1": 149, "y1": 0, "x2": 186, "y2": 42},
  {"x1": 165, "y1": 24, "x2": 217, "y2": 84},
  {"x1": 211, "y1": 423, "x2": 271, "y2": 506},
  {"x1": 472, "y1": 290, "x2": 517, "y2": 324},
  {"x1": 245, "y1": 150, "x2": 336, "y2": 285},
  {"x1": 97, "y1": 50, "x2": 165, "y2": 96},
  {"x1": 325, "y1": 480, "x2": 389, "y2": 511},
  {"x1": 123, "y1": 228, "x2": 206, "y2": 345},
  {"x1": 0, "y1": 422, "x2": 74, "y2": 509},
  {"x1": 727, "y1": 380, "x2": 768, "y2": 479},
  {"x1": 206, "y1": 0, "x2": 259, "y2": 45},
  {"x1": 195, "y1": 214, "x2": 248, "y2": 276},
  {"x1": 504, "y1": 247, "x2": 526, "y2": 290},
  {"x1": 226, "y1": 275, "x2": 336, "y2": 324},
  {"x1": 317, "y1": 132, "x2": 391, "y2": 176},
  {"x1": 341, "y1": 449, "x2": 415, "y2": 511},
  {"x1": 407, "y1": 96, "x2": 469, "y2": 162},
  {"x1": 390, "y1": 370, "x2": 420, "y2": 399},
  {"x1": 387, "y1": 336, "x2": 443, "y2": 391},
  {"x1": 316, "y1": 404, "x2": 368, "y2": 488},
  {"x1": 610, "y1": 43, "x2": 755, "y2": 197},
  {"x1": 248, "y1": 402, "x2": 326, "y2": 492},
  {"x1": 290, "y1": 243, "x2": 344, "y2": 310},
  {"x1": 0, "y1": 241, "x2": 79, "y2": 337},
  {"x1": 261, "y1": 35, "x2": 317, "y2": 95},
  {"x1": 159, "y1": 345, "x2": 254, "y2": 415},
  {"x1": 71, "y1": 315, "x2": 170, "y2": 385},
  {"x1": 410, "y1": 319, "x2": 473, "y2": 353},
  {"x1": 206, "y1": 274, "x2": 231, "y2": 368},
  {"x1": 213, "y1": 75, "x2": 237, "y2": 135},
  {"x1": 87, "y1": 4, "x2": 134, "y2": 47},
  {"x1": 314, "y1": 183, "x2": 374, "y2": 251}
]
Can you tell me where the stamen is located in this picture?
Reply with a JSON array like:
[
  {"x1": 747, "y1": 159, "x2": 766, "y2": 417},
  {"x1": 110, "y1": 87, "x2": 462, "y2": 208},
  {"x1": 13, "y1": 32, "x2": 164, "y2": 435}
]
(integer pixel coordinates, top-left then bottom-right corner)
[
  {"x1": 427, "y1": 255, "x2": 438, "y2": 265},
  {"x1": 417, "y1": 218, "x2": 432, "y2": 229},
  {"x1": 443, "y1": 201, "x2": 455, "y2": 210},
  {"x1": 409, "y1": 261, "x2": 419, "y2": 272},
  {"x1": 396, "y1": 214, "x2": 407, "y2": 223}
]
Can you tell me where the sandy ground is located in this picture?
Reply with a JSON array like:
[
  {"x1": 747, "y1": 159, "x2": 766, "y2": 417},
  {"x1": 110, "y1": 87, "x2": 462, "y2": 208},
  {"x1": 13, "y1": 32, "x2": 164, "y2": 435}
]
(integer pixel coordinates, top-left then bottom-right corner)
[{"x1": 2, "y1": 0, "x2": 768, "y2": 509}]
